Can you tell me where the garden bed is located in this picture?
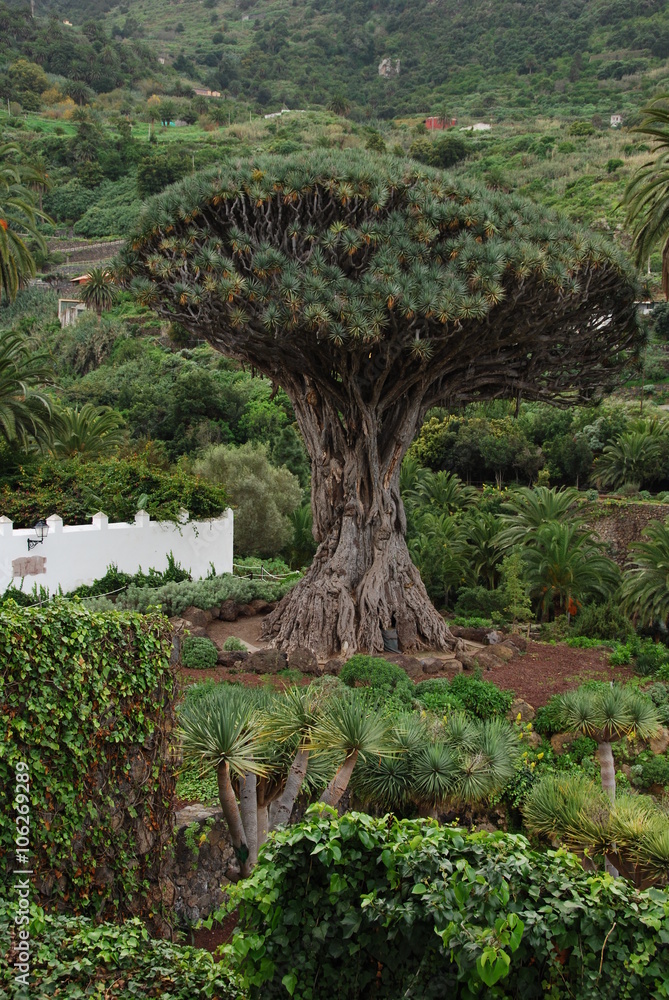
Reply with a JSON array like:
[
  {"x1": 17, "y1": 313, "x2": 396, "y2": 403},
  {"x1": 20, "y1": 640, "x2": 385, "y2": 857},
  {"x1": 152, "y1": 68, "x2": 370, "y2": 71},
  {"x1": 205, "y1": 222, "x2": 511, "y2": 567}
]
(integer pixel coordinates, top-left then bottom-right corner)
[{"x1": 178, "y1": 611, "x2": 634, "y2": 707}]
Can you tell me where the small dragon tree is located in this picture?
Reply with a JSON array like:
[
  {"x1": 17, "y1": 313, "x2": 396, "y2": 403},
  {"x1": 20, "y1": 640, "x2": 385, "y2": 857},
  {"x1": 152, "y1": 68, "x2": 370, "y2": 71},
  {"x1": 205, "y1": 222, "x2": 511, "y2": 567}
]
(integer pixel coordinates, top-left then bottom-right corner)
[{"x1": 119, "y1": 151, "x2": 641, "y2": 656}]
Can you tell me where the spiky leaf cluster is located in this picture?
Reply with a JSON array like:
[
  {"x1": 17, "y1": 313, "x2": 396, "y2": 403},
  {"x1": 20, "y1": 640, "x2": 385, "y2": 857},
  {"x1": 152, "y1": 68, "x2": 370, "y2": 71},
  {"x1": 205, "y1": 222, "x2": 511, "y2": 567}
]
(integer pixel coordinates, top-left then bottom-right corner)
[
  {"x1": 121, "y1": 150, "x2": 642, "y2": 411},
  {"x1": 353, "y1": 712, "x2": 519, "y2": 810}
]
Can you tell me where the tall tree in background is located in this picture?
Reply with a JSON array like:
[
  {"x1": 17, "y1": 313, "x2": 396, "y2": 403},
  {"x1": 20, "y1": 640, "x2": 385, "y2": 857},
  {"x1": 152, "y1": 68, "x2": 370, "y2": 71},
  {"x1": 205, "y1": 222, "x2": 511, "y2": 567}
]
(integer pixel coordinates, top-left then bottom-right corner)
[
  {"x1": 0, "y1": 142, "x2": 50, "y2": 303},
  {"x1": 119, "y1": 151, "x2": 641, "y2": 656},
  {"x1": 623, "y1": 97, "x2": 669, "y2": 297}
]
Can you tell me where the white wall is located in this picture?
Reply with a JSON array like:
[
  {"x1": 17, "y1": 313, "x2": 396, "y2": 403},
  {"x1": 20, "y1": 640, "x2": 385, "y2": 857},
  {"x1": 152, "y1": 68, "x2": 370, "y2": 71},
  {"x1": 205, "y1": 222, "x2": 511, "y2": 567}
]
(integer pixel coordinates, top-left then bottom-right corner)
[{"x1": 0, "y1": 509, "x2": 233, "y2": 596}]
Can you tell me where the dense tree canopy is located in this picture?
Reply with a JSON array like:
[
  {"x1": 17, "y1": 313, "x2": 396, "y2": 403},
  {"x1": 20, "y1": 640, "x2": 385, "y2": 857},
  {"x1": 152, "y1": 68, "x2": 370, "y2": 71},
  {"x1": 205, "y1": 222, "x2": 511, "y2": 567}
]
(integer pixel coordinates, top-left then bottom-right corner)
[{"x1": 120, "y1": 151, "x2": 642, "y2": 655}]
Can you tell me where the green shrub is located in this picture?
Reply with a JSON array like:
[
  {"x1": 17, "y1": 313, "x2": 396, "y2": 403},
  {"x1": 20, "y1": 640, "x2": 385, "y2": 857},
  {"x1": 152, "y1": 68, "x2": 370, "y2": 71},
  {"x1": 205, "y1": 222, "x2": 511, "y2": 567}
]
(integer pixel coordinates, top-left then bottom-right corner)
[
  {"x1": 181, "y1": 636, "x2": 219, "y2": 669},
  {"x1": 451, "y1": 615, "x2": 493, "y2": 628},
  {"x1": 573, "y1": 599, "x2": 635, "y2": 643},
  {"x1": 67, "y1": 554, "x2": 191, "y2": 599},
  {"x1": 221, "y1": 807, "x2": 669, "y2": 998},
  {"x1": 635, "y1": 639, "x2": 669, "y2": 677},
  {"x1": 568, "y1": 735, "x2": 598, "y2": 763},
  {"x1": 0, "y1": 456, "x2": 229, "y2": 527},
  {"x1": 448, "y1": 673, "x2": 513, "y2": 719},
  {"x1": 414, "y1": 679, "x2": 466, "y2": 714},
  {"x1": 0, "y1": 905, "x2": 242, "y2": 999},
  {"x1": 0, "y1": 602, "x2": 174, "y2": 920},
  {"x1": 115, "y1": 573, "x2": 291, "y2": 616},
  {"x1": 609, "y1": 642, "x2": 633, "y2": 666},
  {"x1": 340, "y1": 655, "x2": 414, "y2": 708},
  {"x1": 633, "y1": 755, "x2": 669, "y2": 789},
  {"x1": 564, "y1": 636, "x2": 607, "y2": 649},
  {"x1": 222, "y1": 636, "x2": 247, "y2": 652},
  {"x1": 538, "y1": 615, "x2": 571, "y2": 642},
  {"x1": 453, "y1": 585, "x2": 508, "y2": 619},
  {"x1": 534, "y1": 695, "x2": 565, "y2": 737}
]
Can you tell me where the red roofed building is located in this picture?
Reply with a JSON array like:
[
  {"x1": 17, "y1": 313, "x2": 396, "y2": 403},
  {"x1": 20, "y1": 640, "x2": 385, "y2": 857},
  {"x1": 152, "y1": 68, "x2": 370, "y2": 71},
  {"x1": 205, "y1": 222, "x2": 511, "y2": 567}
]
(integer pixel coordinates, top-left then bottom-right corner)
[{"x1": 425, "y1": 116, "x2": 457, "y2": 130}]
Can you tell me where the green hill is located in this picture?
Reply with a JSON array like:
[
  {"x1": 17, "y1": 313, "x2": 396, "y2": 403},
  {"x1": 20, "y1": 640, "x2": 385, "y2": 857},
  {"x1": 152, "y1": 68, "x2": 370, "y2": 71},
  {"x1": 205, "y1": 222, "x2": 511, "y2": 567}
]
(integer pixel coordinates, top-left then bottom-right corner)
[
  {"x1": 9, "y1": 0, "x2": 669, "y2": 119},
  {"x1": 4, "y1": 0, "x2": 669, "y2": 118}
]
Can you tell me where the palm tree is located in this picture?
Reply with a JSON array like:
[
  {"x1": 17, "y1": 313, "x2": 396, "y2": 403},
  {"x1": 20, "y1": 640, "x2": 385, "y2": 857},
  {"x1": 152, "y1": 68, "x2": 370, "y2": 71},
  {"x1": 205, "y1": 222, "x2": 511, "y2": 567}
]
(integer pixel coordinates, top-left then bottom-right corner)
[
  {"x1": 178, "y1": 685, "x2": 268, "y2": 877},
  {"x1": 0, "y1": 142, "x2": 51, "y2": 303},
  {"x1": 465, "y1": 511, "x2": 505, "y2": 589},
  {"x1": 522, "y1": 521, "x2": 619, "y2": 619},
  {"x1": 414, "y1": 469, "x2": 478, "y2": 514},
  {"x1": 0, "y1": 331, "x2": 53, "y2": 448},
  {"x1": 622, "y1": 97, "x2": 669, "y2": 297},
  {"x1": 621, "y1": 519, "x2": 669, "y2": 626},
  {"x1": 559, "y1": 685, "x2": 659, "y2": 803},
  {"x1": 497, "y1": 485, "x2": 583, "y2": 552},
  {"x1": 50, "y1": 403, "x2": 125, "y2": 459},
  {"x1": 78, "y1": 268, "x2": 118, "y2": 316},
  {"x1": 594, "y1": 431, "x2": 664, "y2": 491}
]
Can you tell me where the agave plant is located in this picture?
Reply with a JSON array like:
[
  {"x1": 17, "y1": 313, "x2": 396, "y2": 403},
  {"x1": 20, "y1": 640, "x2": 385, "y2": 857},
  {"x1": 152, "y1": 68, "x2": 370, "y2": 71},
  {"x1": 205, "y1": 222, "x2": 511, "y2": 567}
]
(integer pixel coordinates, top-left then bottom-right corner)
[
  {"x1": 354, "y1": 712, "x2": 519, "y2": 817},
  {"x1": 309, "y1": 693, "x2": 395, "y2": 807},
  {"x1": 559, "y1": 685, "x2": 659, "y2": 802},
  {"x1": 266, "y1": 684, "x2": 335, "y2": 830}
]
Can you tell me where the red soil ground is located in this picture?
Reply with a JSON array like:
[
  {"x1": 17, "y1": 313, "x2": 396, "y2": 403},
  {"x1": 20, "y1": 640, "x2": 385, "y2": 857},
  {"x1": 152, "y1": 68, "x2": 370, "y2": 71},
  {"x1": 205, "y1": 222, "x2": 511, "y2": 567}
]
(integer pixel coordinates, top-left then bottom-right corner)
[{"x1": 176, "y1": 614, "x2": 633, "y2": 708}]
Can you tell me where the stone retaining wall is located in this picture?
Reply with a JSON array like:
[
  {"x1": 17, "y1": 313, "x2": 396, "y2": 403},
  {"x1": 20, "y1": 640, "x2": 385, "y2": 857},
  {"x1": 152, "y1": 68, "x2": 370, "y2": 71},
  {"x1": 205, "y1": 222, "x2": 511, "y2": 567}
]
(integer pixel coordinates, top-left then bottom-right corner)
[
  {"x1": 587, "y1": 501, "x2": 669, "y2": 565},
  {"x1": 167, "y1": 806, "x2": 237, "y2": 925}
]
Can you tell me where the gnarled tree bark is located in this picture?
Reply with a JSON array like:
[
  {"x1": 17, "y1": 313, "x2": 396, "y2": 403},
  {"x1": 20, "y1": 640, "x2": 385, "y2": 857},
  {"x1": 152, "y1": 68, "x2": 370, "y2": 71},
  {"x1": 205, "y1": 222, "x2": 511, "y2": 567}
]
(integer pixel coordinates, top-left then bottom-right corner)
[{"x1": 123, "y1": 153, "x2": 642, "y2": 659}]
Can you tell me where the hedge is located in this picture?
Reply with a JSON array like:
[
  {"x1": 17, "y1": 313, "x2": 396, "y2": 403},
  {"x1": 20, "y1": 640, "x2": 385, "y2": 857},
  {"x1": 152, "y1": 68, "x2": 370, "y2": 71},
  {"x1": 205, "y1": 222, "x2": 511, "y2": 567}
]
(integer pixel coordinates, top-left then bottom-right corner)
[
  {"x1": 0, "y1": 904, "x2": 244, "y2": 1000},
  {"x1": 0, "y1": 456, "x2": 229, "y2": 526},
  {"x1": 220, "y1": 807, "x2": 669, "y2": 999},
  {"x1": 0, "y1": 602, "x2": 176, "y2": 926}
]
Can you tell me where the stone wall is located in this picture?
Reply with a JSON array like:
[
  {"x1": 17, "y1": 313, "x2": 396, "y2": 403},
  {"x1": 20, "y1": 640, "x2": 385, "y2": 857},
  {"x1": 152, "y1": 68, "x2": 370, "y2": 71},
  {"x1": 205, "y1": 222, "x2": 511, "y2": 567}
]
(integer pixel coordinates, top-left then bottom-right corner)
[
  {"x1": 587, "y1": 500, "x2": 669, "y2": 565},
  {"x1": 166, "y1": 805, "x2": 238, "y2": 925}
]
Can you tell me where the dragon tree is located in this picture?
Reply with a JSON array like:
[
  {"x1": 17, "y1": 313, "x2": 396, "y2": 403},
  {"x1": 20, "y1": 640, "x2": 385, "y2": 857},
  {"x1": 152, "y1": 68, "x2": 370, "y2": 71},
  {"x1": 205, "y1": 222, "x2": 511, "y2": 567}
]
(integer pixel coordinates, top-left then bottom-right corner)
[{"x1": 119, "y1": 151, "x2": 642, "y2": 656}]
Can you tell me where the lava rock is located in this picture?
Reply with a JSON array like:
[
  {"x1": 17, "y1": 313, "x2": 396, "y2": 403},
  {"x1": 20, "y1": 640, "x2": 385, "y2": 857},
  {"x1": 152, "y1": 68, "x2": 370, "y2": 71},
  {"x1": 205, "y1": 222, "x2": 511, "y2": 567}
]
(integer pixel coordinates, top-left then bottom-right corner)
[
  {"x1": 289, "y1": 648, "x2": 321, "y2": 675},
  {"x1": 182, "y1": 606, "x2": 212, "y2": 629},
  {"x1": 250, "y1": 598, "x2": 274, "y2": 615},
  {"x1": 246, "y1": 649, "x2": 289, "y2": 674},
  {"x1": 219, "y1": 599, "x2": 240, "y2": 622},
  {"x1": 236, "y1": 603, "x2": 257, "y2": 617},
  {"x1": 216, "y1": 650, "x2": 248, "y2": 667},
  {"x1": 507, "y1": 698, "x2": 536, "y2": 723},
  {"x1": 487, "y1": 642, "x2": 515, "y2": 662},
  {"x1": 506, "y1": 633, "x2": 528, "y2": 652},
  {"x1": 550, "y1": 732, "x2": 577, "y2": 756},
  {"x1": 650, "y1": 725, "x2": 669, "y2": 755},
  {"x1": 383, "y1": 653, "x2": 424, "y2": 680}
]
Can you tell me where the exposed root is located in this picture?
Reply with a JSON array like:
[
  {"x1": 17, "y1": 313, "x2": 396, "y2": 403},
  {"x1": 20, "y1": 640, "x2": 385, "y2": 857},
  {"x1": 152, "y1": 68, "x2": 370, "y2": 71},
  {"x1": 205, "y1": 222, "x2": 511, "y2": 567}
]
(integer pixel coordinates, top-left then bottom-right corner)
[{"x1": 263, "y1": 530, "x2": 453, "y2": 657}]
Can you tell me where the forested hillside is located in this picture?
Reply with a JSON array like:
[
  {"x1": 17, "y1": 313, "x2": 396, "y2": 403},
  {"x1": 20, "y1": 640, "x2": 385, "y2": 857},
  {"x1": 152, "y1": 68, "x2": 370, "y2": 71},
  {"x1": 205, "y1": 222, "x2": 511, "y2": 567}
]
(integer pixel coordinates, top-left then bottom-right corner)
[{"x1": 4, "y1": 0, "x2": 669, "y2": 117}]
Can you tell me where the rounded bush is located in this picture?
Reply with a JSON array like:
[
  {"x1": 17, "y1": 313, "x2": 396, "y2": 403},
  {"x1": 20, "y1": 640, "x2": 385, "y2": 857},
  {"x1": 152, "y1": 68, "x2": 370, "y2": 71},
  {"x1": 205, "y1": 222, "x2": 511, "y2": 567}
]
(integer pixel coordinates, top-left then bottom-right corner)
[
  {"x1": 181, "y1": 636, "x2": 218, "y2": 669},
  {"x1": 222, "y1": 636, "x2": 246, "y2": 652}
]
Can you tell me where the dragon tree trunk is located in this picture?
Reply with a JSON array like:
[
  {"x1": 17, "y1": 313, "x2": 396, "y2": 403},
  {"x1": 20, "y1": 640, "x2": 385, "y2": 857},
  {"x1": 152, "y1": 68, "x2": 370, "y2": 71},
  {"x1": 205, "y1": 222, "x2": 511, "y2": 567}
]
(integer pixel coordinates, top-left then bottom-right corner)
[{"x1": 263, "y1": 383, "x2": 451, "y2": 657}]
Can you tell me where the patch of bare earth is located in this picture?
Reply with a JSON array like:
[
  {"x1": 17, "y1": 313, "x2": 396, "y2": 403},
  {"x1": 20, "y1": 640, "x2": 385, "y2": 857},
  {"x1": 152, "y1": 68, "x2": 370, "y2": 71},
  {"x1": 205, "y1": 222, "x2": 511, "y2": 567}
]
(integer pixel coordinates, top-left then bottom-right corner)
[{"x1": 477, "y1": 641, "x2": 633, "y2": 706}]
